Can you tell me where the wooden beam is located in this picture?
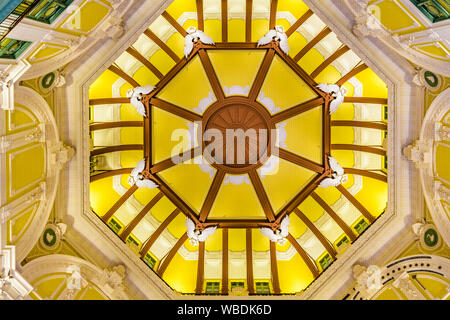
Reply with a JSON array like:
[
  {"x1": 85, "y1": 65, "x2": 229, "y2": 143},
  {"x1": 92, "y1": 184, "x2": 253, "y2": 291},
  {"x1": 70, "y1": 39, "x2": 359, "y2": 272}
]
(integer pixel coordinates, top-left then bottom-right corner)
[
  {"x1": 143, "y1": 116, "x2": 151, "y2": 166},
  {"x1": 344, "y1": 97, "x2": 388, "y2": 105},
  {"x1": 249, "y1": 170, "x2": 275, "y2": 222},
  {"x1": 246, "y1": 229, "x2": 255, "y2": 294},
  {"x1": 157, "y1": 233, "x2": 188, "y2": 276},
  {"x1": 293, "y1": 208, "x2": 337, "y2": 259},
  {"x1": 203, "y1": 220, "x2": 272, "y2": 229},
  {"x1": 144, "y1": 29, "x2": 180, "y2": 62},
  {"x1": 120, "y1": 192, "x2": 164, "y2": 241},
  {"x1": 331, "y1": 120, "x2": 387, "y2": 130},
  {"x1": 196, "y1": 0, "x2": 204, "y2": 31},
  {"x1": 150, "y1": 98, "x2": 203, "y2": 122},
  {"x1": 199, "y1": 42, "x2": 271, "y2": 50},
  {"x1": 311, "y1": 45, "x2": 350, "y2": 79},
  {"x1": 151, "y1": 147, "x2": 202, "y2": 174},
  {"x1": 196, "y1": 241, "x2": 205, "y2": 294},
  {"x1": 126, "y1": 47, "x2": 164, "y2": 80},
  {"x1": 199, "y1": 170, "x2": 226, "y2": 222},
  {"x1": 249, "y1": 49, "x2": 275, "y2": 101},
  {"x1": 286, "y1": 234, "x2": 320, "y2": 277},
  {"x1": 222, "y1": 0, "x2": 228, "y2": 42},
  {"x1": 140, "y1": 208, "x2": 180, "y2": 258},
  {"x1": 336, "y1": 63, "x2": 368, "y2": 86},
  {"x1": 108, "y1": 65, "x2": 140, "y2": 88},
  {"x1": 90, "y1": 144, "x2": 143, "y2": 157},
  {"x1": 336, "y1": 184, "x2": 376, "y2": 223},
  {"x1": 277, "y1": 148, "x2": 324, "y2": 173},
  {"x1": 90, "y1": 121, "x2": 143, "y2": 131},
  {"x1": 101, "y1": 185, "x2": 138, "y2": 223},
  {"x1": 343, "y1": 168, "x2": 387, "y2": 183},
  {"x1": 310, "y1": 191, "x2": 357, "y2": 241},
  {"x1": 89, "y1": 97, "x2": 130, "y2": 105},
  {"x1": 323, "y1": 98, "x2": 331, "y2": 157},
  {"x1": 161, "y1": 11, "x2": 187, "y2": 37},
  {"x1": 286, "y1": 10, "x2": 313, "y2": 37},
  {"x1": 90, "y1": 168, "x2": 133, "y2": 182},
  {"x1": 269, "y1": 241, "x2": 281, "y2": 294},
  {"x1": 222, "y1": 228, "x2": 229, "y2": 294},
  {"x1": 198, "y1": 49, "x2": 226, "y2": 101},
  {"x1": 269, "y1": 0, "x2": 278, "y2": 30},
  {"x1": 246, "y1": 0, "x2": 252, "y2": 42},
  {"x1": 293, "y1": 27, "x2": 331, "y2": 62},
  {"x1": 331, "y1": 144, "x2": 386, "y2": 156},
  {"x1": 271, "y1": 97, "x2": 324, "y2": 123}
]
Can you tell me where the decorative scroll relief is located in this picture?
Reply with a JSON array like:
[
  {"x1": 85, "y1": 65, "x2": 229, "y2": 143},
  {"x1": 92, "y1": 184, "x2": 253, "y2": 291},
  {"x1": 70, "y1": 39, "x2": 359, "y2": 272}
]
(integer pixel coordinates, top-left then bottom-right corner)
[
  {"x1": 0, "y1": 123, "x2": 46, "y2": 154},
  {"x1": 0, "y1": 60, "x2": 31, "y2": 111}
]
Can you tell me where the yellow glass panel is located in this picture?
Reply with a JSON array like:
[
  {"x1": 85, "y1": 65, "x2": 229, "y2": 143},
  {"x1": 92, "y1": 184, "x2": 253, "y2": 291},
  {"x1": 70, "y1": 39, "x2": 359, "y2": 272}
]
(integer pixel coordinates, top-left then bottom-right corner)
[
  {"x1": 354, "y1": 177, "x2": 388, "y2": 218},
  {"x1": 158, "y1": 56, "x2": 215, "y2": 112},
  {"x1": 209, "y1": 175, "x2": 266, "y2": 218},
  {"x1": 205, "y1": 228, "x2": 223, "y2": 252},
  {"x1": 208, "y1": 50, "x2": 265, "y2": 91},
  {"x1": 89, "y1": 69, "x2": 121, "y2": 99},
  {"x1": 331, "y1": 102, "x2": 355, "y2": 121},
  {"x1": 287, "y1": 31, "x2": 308, "y2": 60},
  {"x1": 277, "y1": 253, "x2": 315, "y2": 293},
  {"x1": 277, "y1": 0, "x2": 310, "y2": 19},
  {"x1": 315, "y1": 65, "x2": 342, "y2": 84},
  {"x1": 252, "y1": 228, "x2": 270, "y2": 251},
  {"x1": 120, "y1": 103, "x2": 142, "y2": 121},
  {"x1": 152, "y1": 108, "x2": 197, "y2": 163},
  {"x1": 298, "y1": 48, "x2": 324, "y2": 75},
  {"x1": 354, "y1": 68, "x2": 388, "y2": 99},
  {"x1": 258, "y1": 56, "x2": 317, "y2": 112},
  {"x1": 167, "y1": 211, "x2": 190, "y2": 239},
  {"x1": 149, "y1": 49, "x2": 177, "y2": 75},
  {"x1": 228, "y1": 19, "x2": 246, "y2": 42},
  {"x1": 288, "y1": 212, "x2": 308, "y2": 238},
  {"x1": 90, "y1": 177, "x2": 121, "y2": 217},
  {"x1": 258, "y1": 157, "x2": 316, "y2": 213},
  {"x1": 281, "y1": 105, "x2": 322, "y2": 163},
  {"x1": 314, "y1": 185, "x2": 342, "y2": 206},
  {"x1": 298, "y1": 196, "x2": 324, "y2": 223},
  {"x1": 331, "y1": 127, "x2": 354, "y2": 144},
  {"x1": 229, "y1": 229, "x2": 246, "y2": 251},
  {"x1": 252, "y1": 19, "x2": 269, "y2": 42},
  {"x1": 166, "y1": 32, "x2": 186, "y2": 58},
  {"x1": 120, "y1": 150, "x2": 144, "y2": 169},
  {"x1": 120, "y1": 127, "x2": 143, "y2": 144},
  {"x1": 150, "y1": 196, "x2": 177, "y2": 223},
  {"x1": 133, "y1": 66, "x2": 160, "y2": 88},
  {"x1": 330, "y1": 150, "x2": 354, "y2": 168},
  {"x1": 159, "y1": 156, "x2": 215, "y2": 212},
  {"x1": 134, "y1": 187, "x2": 161, "y2": 207},
  {"x1": 436, "y1": 143, "x2": 450, "y2": 182},
  {"x1": 163, "y1": 251, "x2": 198, "y2": 293},
  {"x1": 204, "y1": 19, "x2": 222, "y2": 43},
  {"x1": 166, "y1": 0, "x2": 197, "y2": 21}
]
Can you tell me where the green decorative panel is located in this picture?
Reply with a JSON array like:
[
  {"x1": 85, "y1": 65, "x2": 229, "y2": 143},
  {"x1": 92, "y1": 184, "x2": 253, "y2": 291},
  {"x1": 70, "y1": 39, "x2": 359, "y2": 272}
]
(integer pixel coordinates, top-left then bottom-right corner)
[
  {"x1": 410, "y1": 0, "x2": 450, "y2": 23},
  {"x1": 27, "y1": 0, "x2": 74, "y2": 24},
  {"x1": 255, "y1": 281, "x2": 270, "y2": 294},
  {"x1": 354, "y1": 219, "x2": 369, "y2": 235},
  {"x1": 0, "y1": 37, "x2": 31, "y2": 59},
  {"x1": 336, "y1": 236, "x2": 349, "y2": 248},
  {"x1": 319, "y1": 253, "x2": 332, "y2": 271},
  {"x1": 108, "y1": 218, "x2": 122, "y2": 234},
  {"x1": 205, "y1": 281, "x2": 220, "y2": 294},
  {"x1": 144, "y1": 253, "x2": 157, "y2": 269},
  {"x1": 230, "y1": 281, "x2": 245, "y2": 290}
]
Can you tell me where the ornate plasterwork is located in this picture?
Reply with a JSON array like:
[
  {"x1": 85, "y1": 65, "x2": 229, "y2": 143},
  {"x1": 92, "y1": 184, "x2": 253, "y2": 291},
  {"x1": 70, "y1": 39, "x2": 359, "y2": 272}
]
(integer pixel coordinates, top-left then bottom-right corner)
[{"x1": 342, "y1": 0, "x2": 450, "y2": 77}]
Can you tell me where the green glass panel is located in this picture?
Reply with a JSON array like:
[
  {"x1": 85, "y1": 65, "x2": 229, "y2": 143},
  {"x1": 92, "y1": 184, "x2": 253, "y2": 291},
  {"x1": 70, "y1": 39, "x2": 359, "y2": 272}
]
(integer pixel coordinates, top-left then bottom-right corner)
[
  {"x1": 26, "y1": 0, "x2": 74, "y2": 24},
  {"x1": 0, "y1": 38, "x2": 31, "y2": 59}
]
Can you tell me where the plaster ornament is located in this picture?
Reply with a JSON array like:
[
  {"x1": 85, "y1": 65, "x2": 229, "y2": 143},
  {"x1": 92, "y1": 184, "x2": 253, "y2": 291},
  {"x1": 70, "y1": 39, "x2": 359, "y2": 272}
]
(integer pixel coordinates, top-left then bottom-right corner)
[
  {"x1": 260, "y1": 215, "x2": 290, "y2": 245},
  {"x1": 184, "y1": 27, "x2": 215, "y2": 58},
  {"x1": 319, "y1": 156, "x2": 348, "y2": 188},
  {"x1": 257, "y1": 25, "x2": 290, "y2": 55},
  {"x1": 128, "y1": 159, "x2": 158, "y2": 189},
  {"x1": 316, "y1": 83, "x2": 348, "y2": 114},
  {"x1": 126, "y1": 85, "x2": 155, "y2": 117},
  {"x1": 186, "y1": 217, "x2": 217, "y2": 246}
]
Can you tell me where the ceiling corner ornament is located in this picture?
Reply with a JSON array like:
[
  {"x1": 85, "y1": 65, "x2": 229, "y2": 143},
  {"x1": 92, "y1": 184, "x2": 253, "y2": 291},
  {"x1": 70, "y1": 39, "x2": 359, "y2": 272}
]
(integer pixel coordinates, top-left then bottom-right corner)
[
  {"x1": 127, "y1": 85, "x2": 156, "y2": 117},
  {"x1": 257, "y1": 25, "x2": 290, "y2": 55},
  {"x1": 186, "y1": 217, "x2": 217, "y2": 246},
  {"x1": 259, "y1": 215, "x2": 290, "y2": 245},
  {"x1": 319, "y1": 156, "x2": 348, "y2": 188},
  {"x1": 128, "y1": 158, "x2": 159, "y2": 189},
  {"x1": 184, "y1": 27, "x2": 215, "y2": 58},
  {"x1": 412, "y1": 222, "x2": 443, "y2": 251},
  {"x1": 316, "y1": 83, "x2": 348, "y2": 114},
  {"x1": 38, "y1": 223, "x2": 67, "y2": 252},
  {"x1": 352, "y1": 264, "x2": 382, "y2": 299}
]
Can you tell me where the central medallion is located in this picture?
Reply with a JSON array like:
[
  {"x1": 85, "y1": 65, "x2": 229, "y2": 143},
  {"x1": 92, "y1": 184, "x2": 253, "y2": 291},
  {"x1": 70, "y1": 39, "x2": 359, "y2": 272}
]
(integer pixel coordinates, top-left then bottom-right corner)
[{"x1": 201, "y1": 97, "x2": 275, "y2": 174}]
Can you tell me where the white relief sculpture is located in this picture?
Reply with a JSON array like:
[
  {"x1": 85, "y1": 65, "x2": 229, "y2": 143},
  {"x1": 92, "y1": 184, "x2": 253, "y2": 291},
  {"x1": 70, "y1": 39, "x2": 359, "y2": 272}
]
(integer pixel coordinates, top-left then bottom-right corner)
[
  {"x1": 128, "y1": 159, "x2": 158, "y2": 189},
  {"x1": 184, "y1": 26, "x2": 215, "y2": 58},
  {"x1": 186, "y1": 217, "x2": 217, "y2": 246},
  {"x1": 126, "y1": 85, "x2": 155, "y2": 117},
  {"x1": 260, "y1": 215, "x2": 290, "y2": 245},
  {"x1": 257, "y1": 25, "x2": 290, "y2": 55},
  {"x1": 316, "y1": 83, "x2": 348, "y2": 114},
  {"x1": 319, "y1": 156, "x2": 348, "y2": 188}
]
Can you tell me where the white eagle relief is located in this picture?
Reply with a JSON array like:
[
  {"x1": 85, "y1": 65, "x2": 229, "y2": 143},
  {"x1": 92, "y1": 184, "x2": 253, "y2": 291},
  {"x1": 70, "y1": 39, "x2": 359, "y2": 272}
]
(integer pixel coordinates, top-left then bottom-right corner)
[
  {"x1": 319, "y1": 156, "x2": 348, "y2": 188},
  {"x1": 316, "y1": 83, "x2": 348, "y2": 114},
  {"x1": 126, "y1": 85, "x2": 155, "y2": 117},
  {"x1": 257, "y1": 25, "x2": 290, "y2": 55},
  {"x1": 186, "y1": 217, "x2": 217, "y2": 246},
  {"x1": 127, "y1": 159, "x2": 159, "y2": 189},
  {"x1": 259, "y1": 215, "x2": 290, "y2": 245},
  {"x1": 184, "y1": 26, "x2": 215, "y2": 58}
]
